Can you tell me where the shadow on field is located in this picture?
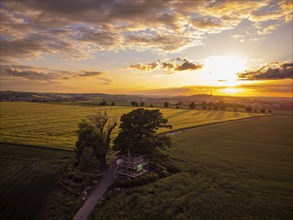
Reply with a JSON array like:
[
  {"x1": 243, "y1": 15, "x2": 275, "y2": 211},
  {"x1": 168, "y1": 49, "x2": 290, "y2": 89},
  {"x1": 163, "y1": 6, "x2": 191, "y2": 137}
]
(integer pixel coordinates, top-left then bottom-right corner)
[
  {"x1": 167, "y1": 110, "x2": 190, "y2": 119},
  {"x1": 207, "y1": 110, "x2": 217, "y2": 118},
  {"x1": 215, "y1": 111, "x2": 225, "y2": 120},
  {"x1": 233, "y1": 111, "x2": 240, "y2": 117},
  {"x1": 192, "y1": 111, "x2": 205, "y2": 116}
]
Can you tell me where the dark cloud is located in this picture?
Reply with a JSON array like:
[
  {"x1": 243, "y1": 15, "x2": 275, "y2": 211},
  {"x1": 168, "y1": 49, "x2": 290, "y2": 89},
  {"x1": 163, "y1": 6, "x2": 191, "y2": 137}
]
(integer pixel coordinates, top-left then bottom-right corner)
[
  {"x1": 1, "y1": 63, "x2": 111, "y2": 83},
  {"x1": 1, "y1": 0, "x2": 290, "y2": 60},
  {"x1": 174, "y1": 60, "x2": 203, "y2": 71},
  {"x1": 77, "y1": 71, "x2": 106, "y2": 77},
  {"x1": 129, "y1": 58, "x2": 203, "y2": 73},
  {"x1": 5, "y1": 68, "x2": 58, "y2": 81},
  {"x1": 238, "y1": 62, "x2": 293, "y2": 80}
]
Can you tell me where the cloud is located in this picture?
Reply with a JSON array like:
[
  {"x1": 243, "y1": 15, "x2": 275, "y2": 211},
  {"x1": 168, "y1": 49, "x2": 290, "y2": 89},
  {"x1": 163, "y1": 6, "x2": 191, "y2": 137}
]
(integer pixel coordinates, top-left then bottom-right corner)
[
  {"x1": 5, "y1": 68, "x2": 58, "y2": 81},
  {"x1": 97, "y1": 77, "x2": 114, "y2": 85},
  {"x1": 1, "y1": 61, "x2": 112, "y2": 84},
  {"x1": 77, "y1": 71, "x2": 106, "y2": 77},
  {"x1": 129, "y1": 63, "x2": 159, "y2": 72},
  {"x1": 238, "y1": 62, "x2": 293, "y2": 80},
  {"x1": 239, "y1": 79, "x2": 293, "y2": 95},
  {"x1": 191, "y1": 17, "x2": 222, "y2": 30},
  {"x1": 129, "y1": 58, "x2": 203, "y2": 73},
  {"x1": 1, "y1": 0, "x2": 291, "y2": 60}
]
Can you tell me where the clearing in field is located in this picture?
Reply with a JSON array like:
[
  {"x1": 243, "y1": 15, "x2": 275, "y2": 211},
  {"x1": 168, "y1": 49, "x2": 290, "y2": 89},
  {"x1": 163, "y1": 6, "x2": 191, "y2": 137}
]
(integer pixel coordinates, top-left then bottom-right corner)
[
  {"x1": 0, "y1": 102, "x2": 260, "y2": 150},
  {"x1": 90, "y1": 115, "x2": 293, "y2": 219}
]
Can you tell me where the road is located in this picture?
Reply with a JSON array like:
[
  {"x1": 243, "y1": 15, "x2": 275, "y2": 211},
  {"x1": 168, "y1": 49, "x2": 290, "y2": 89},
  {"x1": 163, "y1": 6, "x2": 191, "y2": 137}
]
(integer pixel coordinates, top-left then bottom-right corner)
[{"x1": 73, "y1": 158, "x2": 117, "y2": 220}]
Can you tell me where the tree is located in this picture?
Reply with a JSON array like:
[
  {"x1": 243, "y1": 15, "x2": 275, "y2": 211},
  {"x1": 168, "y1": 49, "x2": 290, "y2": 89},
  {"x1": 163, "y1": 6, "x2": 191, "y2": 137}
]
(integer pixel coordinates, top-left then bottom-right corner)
[
  {"x1": 246, "y1": 106, "x2": 252, "y2": 112},
  {"x1": 75, "y1": 111, "x2": 117, "y2": 169},
  {"x1": 176, "y1": 102, "x2": 183, "y2": 109},
  {"x1": 140, "y1": 102, "x2": 145, "y2": 107},
  {"x1": 254, "y1": 109, "x2": 258, "y2": 113},
  {"x1": 189, "y1": 102, "x2": 195, "y2": 109},
  {"x1": 150, "y1": 104, "x2": 154, "y2": 108},
  {"x1": 111, "y1": 102, "x2": 115, "y2": 106},
  {"x1": 131, "y1": 101, "x2": 139, "y2": 107},
  {"x1": 164, "y1": 102, "x2": 169, "y2": 108},
  {"x1": 79, "y1": 147, "x2": 98, "y2": 172},
  {"x1": 216, "y1": 101, "x2": 225, "y2": 110},
  {"x1": 260, "y1": 109, "x2": 266, "y2": 113},
  {"x1": 75, "y1": 120, "x2": 98, "y2": 161},
  {"x1": 207, "y1": 102, "x2": 213, "y2": 107},
  {"x1": 100, "y1": 100, "x2": 108, "y2": 106},
  {"x1": 113, "y1": 108, "x2": 172, "y2": 161}
]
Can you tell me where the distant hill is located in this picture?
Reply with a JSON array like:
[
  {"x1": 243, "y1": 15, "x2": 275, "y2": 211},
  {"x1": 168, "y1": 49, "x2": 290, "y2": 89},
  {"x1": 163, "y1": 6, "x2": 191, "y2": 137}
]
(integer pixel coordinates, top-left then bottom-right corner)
[{"x1": 0, "y1": 90, "x2": 292, "y2": 111}]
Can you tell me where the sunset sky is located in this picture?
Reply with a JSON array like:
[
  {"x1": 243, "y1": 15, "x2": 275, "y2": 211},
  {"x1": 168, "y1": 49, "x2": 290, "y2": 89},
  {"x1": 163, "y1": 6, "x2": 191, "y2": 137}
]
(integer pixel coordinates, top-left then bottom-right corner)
[{"x1": 0, "y1": 0, "x2": 292, "y2": 97}]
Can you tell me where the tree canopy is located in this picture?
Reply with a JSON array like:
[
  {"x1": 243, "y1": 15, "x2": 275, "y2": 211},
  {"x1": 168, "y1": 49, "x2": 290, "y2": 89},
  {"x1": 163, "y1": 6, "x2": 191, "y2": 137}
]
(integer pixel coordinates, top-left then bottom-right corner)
[
  {"x1": 189, "y1": 102, "x2": 195, "y2": 109},
  {"x1": 75, "y1": 111, "x2": 117, "y2": 169},
  {"x1": 113, "y1": 108, "x2": 172, "y2": 161},
  {"x1": 131, "y1": 101, "x2": 139, "y2": 107},
  {"x1": 164, "y1": 102, "x2": 169, "y2": 108}
]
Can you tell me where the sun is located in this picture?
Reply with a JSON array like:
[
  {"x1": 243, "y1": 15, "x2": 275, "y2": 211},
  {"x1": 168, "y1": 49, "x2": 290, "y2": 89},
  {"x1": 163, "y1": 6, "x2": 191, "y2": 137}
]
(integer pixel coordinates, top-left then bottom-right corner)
[{"x1": 204, "y1": 56, "x2": 247, "y2": 82}]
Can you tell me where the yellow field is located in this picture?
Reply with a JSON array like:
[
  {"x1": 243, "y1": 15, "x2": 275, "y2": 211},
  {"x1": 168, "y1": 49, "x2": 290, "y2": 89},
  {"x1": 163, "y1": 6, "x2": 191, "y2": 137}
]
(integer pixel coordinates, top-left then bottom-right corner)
[{"x1": 0, "y1": 102, "x2": 260, "y2": 150}]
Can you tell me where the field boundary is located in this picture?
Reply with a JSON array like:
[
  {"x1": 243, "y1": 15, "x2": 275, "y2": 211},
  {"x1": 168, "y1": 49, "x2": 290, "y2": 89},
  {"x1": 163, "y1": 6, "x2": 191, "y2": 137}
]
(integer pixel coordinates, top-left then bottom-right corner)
[
  {"x1": 0, "y1": 142, "x2": 74, "y2": 152},
  {"x1": 161, "y1": 114, "x2": 268, "y2": 136}
]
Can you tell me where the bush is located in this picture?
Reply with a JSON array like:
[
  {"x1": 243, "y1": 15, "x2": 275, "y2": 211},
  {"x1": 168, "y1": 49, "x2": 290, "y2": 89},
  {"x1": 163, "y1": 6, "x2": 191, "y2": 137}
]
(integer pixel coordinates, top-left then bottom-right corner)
[
  {"x1": 246, "y1": 106, "x2": 252, "y2": 112},
  {"x1": 166, "y1": 164, "x2": 181, "y2": 173},
  {"x1": 159, "y1": 170, "x2": 169, "y2": 178},
  {"x1": 114, "y1": 173, "x2": 159, "y2": 188}
]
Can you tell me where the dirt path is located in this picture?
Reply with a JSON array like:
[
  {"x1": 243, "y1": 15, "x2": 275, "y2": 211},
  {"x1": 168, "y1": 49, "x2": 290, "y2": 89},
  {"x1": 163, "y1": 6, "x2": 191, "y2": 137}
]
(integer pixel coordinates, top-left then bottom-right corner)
[{"x1": 73, "y1": 158, "x2": 117, "y2": 220}]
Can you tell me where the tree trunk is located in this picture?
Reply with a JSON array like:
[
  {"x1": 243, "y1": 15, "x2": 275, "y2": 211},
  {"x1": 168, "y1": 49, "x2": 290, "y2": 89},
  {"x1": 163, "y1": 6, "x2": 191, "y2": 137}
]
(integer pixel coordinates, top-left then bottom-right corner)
[{"x1": 99, "y1": 154, "x2": 107, "y2": 170}]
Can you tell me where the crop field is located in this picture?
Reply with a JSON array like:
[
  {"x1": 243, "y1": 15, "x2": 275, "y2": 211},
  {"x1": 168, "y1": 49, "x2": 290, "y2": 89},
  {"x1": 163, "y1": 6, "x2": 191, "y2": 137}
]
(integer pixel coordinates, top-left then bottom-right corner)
[
  {"x1": 0, "y1": 102, "x2": 259, "y2": 150},
  {"x1": 0, "y1": 143, "x2": 74, "y2": 220},
  {"x1": 90, "y1": 115, "x2": 293, "y2": 219}
]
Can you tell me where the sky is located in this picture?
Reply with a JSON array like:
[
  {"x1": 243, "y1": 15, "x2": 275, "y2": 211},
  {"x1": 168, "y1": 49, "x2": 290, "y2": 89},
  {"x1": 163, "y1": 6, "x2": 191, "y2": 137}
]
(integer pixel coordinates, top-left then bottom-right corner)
[{"x1": 0, "y1": 0, "x2": 292, "y2": 97}]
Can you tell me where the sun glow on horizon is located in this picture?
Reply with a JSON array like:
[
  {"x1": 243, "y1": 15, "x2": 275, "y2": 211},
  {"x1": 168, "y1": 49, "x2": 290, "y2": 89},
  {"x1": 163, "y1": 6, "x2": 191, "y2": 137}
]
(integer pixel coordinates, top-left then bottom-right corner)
[{"x1": 220, "y1": 87, "x2": 246, "y2": 95}]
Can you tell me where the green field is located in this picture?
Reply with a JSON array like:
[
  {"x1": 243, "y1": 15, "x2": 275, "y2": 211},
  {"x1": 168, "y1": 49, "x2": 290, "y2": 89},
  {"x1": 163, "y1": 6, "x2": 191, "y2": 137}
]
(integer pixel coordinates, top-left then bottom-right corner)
[
  {"x1": 90, "y1": 115, "x2": 293, "y2": 219},
  {"x1": 0, "y1": 102, "x2": 259, "y2": 150},
  {"x1": 0, "y1": 143, "x2": 74, "y2": 220}
]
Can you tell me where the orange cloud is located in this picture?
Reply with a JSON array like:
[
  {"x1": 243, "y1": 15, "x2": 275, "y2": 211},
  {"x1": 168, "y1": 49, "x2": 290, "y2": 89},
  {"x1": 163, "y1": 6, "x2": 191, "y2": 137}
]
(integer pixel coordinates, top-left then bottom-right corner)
[{"x1": 129, "y1": 58, "x2": 203, "y2": 73}]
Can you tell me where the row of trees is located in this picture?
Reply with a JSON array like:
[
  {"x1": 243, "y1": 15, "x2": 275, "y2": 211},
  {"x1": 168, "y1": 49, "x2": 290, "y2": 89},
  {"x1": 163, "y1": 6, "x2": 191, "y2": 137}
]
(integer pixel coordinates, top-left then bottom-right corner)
[
  {"x1": 99, "y1": 101, "x2": 115, "y2": 106},
  {"x1": 75, "y1": 108, "x2": 172, "y2": 171},
  {"x1": 245, "y1": 106, "x2": 271, "y2": 113}
]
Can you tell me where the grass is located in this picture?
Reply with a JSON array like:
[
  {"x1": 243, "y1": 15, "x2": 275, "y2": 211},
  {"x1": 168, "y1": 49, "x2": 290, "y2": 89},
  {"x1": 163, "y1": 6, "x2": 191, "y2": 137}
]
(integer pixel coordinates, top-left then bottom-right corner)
[
  {"x1": 0, "y1": 143, "x2": 74, "y2": 220},
  {"x1": 0, "y1": 102, "x2": 259, "y2": 150},
  {"x1": 90, "y1": 115, "x2": 293, "y2": 220}
]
